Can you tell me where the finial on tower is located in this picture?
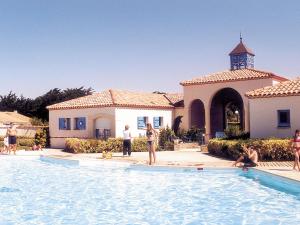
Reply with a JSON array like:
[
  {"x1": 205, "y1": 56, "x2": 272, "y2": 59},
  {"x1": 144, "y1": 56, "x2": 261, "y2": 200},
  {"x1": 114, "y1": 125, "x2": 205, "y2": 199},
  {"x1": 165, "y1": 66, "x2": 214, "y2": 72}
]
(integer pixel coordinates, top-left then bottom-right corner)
[{"x1": 240, "y1": 32, "x2": 242, "y2": 43}]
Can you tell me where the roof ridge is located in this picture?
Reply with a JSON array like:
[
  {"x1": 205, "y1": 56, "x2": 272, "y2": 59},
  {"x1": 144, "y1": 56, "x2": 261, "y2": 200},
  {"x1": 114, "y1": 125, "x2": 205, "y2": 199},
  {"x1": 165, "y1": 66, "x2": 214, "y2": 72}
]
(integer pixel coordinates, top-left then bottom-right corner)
[{"x1": 109, "y1": 89, "x2": 115, "y2": 105}]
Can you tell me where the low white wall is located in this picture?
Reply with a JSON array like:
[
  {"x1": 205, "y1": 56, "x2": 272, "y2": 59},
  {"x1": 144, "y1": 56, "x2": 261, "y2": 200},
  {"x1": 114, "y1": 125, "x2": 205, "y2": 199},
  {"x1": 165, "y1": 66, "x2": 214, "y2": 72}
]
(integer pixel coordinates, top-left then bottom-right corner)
[
  {"x1": 115, "y1": 107, "x2": 173, "y2": 138},
  {"x1": 249, "y1": 96, "x2": 300, "y2": 138},
  {"x1": 0, "y1": 127, "x2": 37, "y2": 138}
]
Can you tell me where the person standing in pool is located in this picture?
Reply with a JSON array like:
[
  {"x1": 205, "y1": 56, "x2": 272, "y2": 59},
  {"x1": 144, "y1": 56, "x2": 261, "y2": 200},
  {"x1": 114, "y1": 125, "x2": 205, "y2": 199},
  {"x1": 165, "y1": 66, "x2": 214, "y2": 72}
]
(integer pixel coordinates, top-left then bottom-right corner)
[
  {"x1": 232, "y1": 145, "x2": 258, "y2": 167},
  {"x1": 6, "y1": 123, "x2": 17, "y2": 155},
  {"x1": 291, "y1": 129, "x2": 300, "y2": 171},
  {"x1": 123, "y1": 125, "x2": 132, "y2": 156},
  {"x1": 146, "y1": 123, "x2": 158, "y2": 165}
]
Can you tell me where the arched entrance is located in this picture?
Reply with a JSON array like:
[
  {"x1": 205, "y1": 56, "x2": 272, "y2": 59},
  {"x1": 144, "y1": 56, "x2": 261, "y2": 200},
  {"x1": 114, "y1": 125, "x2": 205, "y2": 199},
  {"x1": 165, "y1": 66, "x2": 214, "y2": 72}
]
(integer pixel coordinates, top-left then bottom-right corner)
[
  {"x1": 210, "y1": 88, "x2": 244, "y2": 137},
  {"x1": 190, "y1": 99, "x2": 205, "y2": 130}
]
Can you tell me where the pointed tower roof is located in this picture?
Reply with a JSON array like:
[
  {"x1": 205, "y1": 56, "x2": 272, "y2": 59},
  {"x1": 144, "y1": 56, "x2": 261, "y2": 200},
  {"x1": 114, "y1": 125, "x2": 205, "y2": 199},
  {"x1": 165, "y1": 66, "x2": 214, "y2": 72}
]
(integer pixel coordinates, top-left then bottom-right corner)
[{"x1": 229, "y1": 35, "x2": 255, "y2": 56}]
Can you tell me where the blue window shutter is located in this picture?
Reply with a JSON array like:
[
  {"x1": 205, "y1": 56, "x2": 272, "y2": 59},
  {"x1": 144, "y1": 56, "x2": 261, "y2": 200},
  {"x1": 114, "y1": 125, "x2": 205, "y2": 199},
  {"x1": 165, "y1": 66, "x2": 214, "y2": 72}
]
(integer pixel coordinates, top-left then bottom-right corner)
[
  {"x1": 137, "y1": 117, "x2": 145, "y2": 129},
  {"x1": 59, "y1": 118, "x2": 65, "y2": 130},
  {"x1": 66, "y1": 119, "x2": 71, "y2": 130},
  {"x1": 81, "y1": 117, "x2": 86, "y2": 130},
  {"x1": 153, "y1": 117, "x2": 160, "y2": 129},
  {"x1": 76, "y1": 117, "x2": 86, "y2": 130}
]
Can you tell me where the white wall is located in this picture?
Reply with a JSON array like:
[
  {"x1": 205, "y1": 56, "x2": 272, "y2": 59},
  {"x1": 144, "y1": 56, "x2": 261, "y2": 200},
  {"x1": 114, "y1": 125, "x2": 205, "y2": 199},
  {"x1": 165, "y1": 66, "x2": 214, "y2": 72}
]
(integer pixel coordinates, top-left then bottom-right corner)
[
  {"x1": 49, "y1": 107, "x2": 115, "y2": 148},
  {"x1": 115, "y1": 107, "x2": 173, "y2": 138},
  {"x1": 249, "y1": 96, "x2": 300, "y2": 138}
]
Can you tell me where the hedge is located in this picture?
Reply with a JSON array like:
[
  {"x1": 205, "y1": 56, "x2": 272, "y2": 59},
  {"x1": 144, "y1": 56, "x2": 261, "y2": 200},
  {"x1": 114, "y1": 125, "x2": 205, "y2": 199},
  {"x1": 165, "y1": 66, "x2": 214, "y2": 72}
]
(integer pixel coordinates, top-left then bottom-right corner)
[
  {"x1": 65, "y1": 137, "x2": 160, "y2": 154},
  {"x1": 208, "y1": 138, "x2": 293, "y2": 161},
  {"x1": 0, "y1": 136, "x2": 35, "y2": 150}
]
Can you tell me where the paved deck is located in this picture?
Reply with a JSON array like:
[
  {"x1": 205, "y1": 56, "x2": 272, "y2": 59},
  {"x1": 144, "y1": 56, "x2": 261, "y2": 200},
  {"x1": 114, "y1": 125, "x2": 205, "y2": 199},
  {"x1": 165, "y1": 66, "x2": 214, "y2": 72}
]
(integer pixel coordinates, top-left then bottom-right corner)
[{"x1": 9, "y1": 149, "x2": 300, "y2": 182}]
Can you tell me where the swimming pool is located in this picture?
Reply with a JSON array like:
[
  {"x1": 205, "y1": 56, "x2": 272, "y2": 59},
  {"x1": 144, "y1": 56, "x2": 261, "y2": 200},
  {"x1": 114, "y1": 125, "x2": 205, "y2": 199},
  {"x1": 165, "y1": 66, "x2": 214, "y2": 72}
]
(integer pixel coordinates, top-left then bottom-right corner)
[{"x1": 0, "y1": 156, "x2": 299, "y2": 225}]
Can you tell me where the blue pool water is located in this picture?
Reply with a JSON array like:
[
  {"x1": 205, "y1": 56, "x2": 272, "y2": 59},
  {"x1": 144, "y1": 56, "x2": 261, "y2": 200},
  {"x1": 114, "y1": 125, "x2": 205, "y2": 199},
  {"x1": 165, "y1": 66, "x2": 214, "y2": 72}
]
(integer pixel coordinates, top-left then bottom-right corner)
[{"x1": 0, "y1": 156, "x2": 299, "y2": 225}]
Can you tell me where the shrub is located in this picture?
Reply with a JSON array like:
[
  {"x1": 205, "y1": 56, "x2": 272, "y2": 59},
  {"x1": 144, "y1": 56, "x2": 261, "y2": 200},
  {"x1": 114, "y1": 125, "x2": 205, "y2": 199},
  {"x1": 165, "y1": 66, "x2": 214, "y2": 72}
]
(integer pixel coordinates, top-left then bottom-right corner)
[
  {"x1": 224, "y1": 126, "x2": 250, "y2": 140},
  {"x1": 132, "y1": 138, "x2": 148, "y2": 152},
  {"x1": 208, "y1": 138, "x2": 293, "y2": 161},
  {"x1": 159, "y1": 126, "x2": 175, "y2": 149},
  {"x1": 34, "y1": 128, "x2": 50, "y2": 147},
  {"x1": 18, "y1": 138, "x2": 35, "y2": 147},
  {"x1": 65, "y1": 137, "x2": 150, "y2": 153}
]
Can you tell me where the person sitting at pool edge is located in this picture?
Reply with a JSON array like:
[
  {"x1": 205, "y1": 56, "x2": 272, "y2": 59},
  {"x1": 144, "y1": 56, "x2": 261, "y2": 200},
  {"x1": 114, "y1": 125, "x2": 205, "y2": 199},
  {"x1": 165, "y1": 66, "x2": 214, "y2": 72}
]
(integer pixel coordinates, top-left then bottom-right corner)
[{"x1": 232, "y1": 145, "x2": 258, "y2": 167}]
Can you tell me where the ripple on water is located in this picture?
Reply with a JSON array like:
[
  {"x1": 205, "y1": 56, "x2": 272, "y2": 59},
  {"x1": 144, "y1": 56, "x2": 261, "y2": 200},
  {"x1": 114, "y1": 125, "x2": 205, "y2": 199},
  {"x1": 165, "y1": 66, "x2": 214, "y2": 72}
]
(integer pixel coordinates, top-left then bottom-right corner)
[{"x1": 0, "y1": 159, "x2": 299, "y2": 225}]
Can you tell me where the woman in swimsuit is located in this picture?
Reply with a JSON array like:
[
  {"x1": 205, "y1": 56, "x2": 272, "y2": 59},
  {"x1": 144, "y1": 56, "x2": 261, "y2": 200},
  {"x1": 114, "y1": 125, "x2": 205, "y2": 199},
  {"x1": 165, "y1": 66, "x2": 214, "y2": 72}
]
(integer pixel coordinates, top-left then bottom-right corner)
[
  {"x1": 146, "y1": 123, "x2": 158, "y2": 165},
  {"x1": 291, "y1": 129, "x2": 300, "y2": 171}
]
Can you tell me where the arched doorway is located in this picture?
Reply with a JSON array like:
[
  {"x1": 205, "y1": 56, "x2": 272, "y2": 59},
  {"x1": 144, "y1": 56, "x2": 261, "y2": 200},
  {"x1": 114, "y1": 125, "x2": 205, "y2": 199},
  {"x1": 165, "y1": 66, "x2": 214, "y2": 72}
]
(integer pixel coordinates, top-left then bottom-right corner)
[
  {"x1": 210, "y1": 88, "x2": 244, "y2": 137},
  {"x1": 190, "y1": 99, "x2": 205, "y2": 130}
]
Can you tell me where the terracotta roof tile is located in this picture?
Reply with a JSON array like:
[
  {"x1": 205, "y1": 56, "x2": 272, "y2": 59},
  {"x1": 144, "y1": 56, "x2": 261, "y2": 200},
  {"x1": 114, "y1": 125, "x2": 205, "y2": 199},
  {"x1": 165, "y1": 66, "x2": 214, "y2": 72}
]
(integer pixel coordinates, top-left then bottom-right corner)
[
  {"x1": 47, "y1": 90, "x2": 182, "y2": 110},
  {"x1": 229, "y1": 41, "x2": 255, "y2": 55},
  {"x1": 180, "y1": 68, "x2": 288, "y2": 86},
  {"x1": 111, "y1": 90, "x2": 173, "y2": 108},
  {"x1": 163, "y1": 93, "x2": 184, "y2": 105},
  {"x1": 246, "y1": 78, "x2": 300, "y2": 99},
  {"x1": 0, "y1": 111, "x2": 31, "y2": 125},
  {"x1": 47, "y1": 90, "x2": 113, "y2": 110}
]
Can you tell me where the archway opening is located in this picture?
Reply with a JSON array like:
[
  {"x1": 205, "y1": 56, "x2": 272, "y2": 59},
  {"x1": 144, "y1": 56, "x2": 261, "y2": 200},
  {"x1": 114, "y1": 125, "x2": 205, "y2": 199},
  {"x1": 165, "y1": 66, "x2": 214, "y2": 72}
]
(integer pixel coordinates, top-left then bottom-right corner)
[
  {"x1": 190, "y1": 99, "x2": 205, "y2": 130},
  {"x1": 210, "y1": 88, "x2": 244, "y2": 137}
]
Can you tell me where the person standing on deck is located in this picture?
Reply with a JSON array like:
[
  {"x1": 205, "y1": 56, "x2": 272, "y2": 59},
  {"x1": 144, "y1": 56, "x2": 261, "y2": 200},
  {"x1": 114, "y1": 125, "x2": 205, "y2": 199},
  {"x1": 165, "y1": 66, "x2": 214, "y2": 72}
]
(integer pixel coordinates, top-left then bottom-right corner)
[
  {"x1": 6, "y1": 123, "x2": 17, "y2": 155},
  {"x1": 291, "y1": 129, "x2": 300, "y2": 171},
  {"x1": 123, "y1": 125, "x2": 132, "y2": 157}
]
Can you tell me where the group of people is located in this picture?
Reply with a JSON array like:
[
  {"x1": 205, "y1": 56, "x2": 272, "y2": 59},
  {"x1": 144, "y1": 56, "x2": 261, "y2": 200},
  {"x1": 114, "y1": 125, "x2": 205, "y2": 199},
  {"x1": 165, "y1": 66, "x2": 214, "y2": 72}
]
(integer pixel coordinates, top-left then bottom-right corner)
[
  {"x1": 232, "y1": 129, "x2": 300, "y2": 171},
  {"x1": 123, "y1": 123, "x2": 158, "y2": 165},
  {"x1": 0, "y1": 123, "x2": 17, "y2": 155}
]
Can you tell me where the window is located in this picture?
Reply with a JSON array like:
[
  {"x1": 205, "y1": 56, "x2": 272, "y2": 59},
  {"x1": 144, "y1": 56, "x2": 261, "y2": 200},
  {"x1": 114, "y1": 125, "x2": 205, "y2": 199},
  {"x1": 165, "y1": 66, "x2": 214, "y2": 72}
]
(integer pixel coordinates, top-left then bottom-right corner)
[
  {"x1": 59, "y1": 118, "x2": 71, "y2": 130},
  {"x1": 153, "y1": 117, "x2": 163, "y2": 129},
  {"x1": 74, "y1": 117, "x2": 86, "y2": 130},
  {"x1": 277, "y1": 110, "x2": 290, "y2": 128},
  {"x1": 137, "y1": 117, "x2": 148, "y2": 129}
]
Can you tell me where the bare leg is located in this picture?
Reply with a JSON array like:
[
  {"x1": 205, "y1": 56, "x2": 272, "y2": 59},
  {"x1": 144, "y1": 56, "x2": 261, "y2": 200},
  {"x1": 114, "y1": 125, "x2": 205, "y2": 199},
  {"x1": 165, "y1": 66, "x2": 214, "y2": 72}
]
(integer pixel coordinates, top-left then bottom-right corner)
[
  {"x1": 13, "y1": 145, "x2": 16, "y2": 155},
  {"x1": 148, "y1": 144, "x2": 152, "y2": 165},
  {"x1": 295, "y1": 152, "x2": 300, "y2": 171},
  {"x1": 152, "y1": 145, "x2": 156, "y2": 164},
  {"x1": 8, "y1": 145, "x2": 11, "y2": 155},
  {"x1": 293, "y1": 152, "x2": 299, "y2": 170},
  {"x1": 232, "y1": 156, "x2": 244, "y2": 167}
]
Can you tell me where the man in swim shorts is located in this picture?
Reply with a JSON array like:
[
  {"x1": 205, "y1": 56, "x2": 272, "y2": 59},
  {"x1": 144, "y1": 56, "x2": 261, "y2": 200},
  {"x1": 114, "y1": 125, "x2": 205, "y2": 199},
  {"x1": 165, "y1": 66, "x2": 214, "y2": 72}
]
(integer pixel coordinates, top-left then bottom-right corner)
[{"x1": 232, "y1": 145, "x2": 258, "y2": 167}]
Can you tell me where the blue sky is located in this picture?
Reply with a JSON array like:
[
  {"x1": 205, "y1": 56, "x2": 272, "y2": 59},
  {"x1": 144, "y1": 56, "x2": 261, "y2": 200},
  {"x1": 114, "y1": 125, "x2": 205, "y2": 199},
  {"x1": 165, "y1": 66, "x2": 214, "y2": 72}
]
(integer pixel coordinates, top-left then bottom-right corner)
[{"x1": 0, "y1": 0, "x2": 300, "y2": 97}]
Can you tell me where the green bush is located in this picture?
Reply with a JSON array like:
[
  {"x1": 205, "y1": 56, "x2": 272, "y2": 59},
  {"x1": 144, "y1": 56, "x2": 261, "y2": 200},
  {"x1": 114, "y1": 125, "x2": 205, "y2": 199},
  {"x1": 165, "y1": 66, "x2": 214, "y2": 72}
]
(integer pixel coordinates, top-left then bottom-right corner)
[
  {"x1": 0, "y1": 136, "x2": 35, "y2": 150},
  {"x1": 132, "y1": 138, "x2": 148, "y2": 152},
  {"x1": 65, "y1": 137, "x2": 151, "y2": 154},
  {"x1": 208, "y1": 138, "x2": 293, "y2": 161},
  {"x1": 159, "y1": 126, "x2": 175, "y2": 149},
  {"x1": 34, "y1": 128, "x2": 50, "y2": 147}
]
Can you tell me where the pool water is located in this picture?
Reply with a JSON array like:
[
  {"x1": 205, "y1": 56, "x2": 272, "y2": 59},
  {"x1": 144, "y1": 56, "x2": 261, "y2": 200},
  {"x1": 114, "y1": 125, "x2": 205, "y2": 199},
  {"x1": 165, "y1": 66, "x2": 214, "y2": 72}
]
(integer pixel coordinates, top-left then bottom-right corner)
[{"x1": 0, "y1": 157, "x2": 299, "y2": 225}]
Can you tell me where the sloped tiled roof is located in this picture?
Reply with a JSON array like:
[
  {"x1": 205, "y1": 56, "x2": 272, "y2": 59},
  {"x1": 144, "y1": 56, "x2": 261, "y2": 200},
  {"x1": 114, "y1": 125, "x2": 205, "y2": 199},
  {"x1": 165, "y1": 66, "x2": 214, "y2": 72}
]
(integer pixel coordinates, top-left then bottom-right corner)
[
  {"x1": 164, "y1": 93, "x2": 184, "y2": 105},
  {"x1": 47, "y1": 91, "x2": 113, "y2": 110},
  {"x1": 180, "y1": 68, "x2": 288, "y2": 86},
  {"x1": 246, "y1": 78, "x2": 300, "y2": 99},
  {"x1": 47, "y1": 90, "x2": 183, "y2": 110},
  {"x1": 0, "y1": 111, "x2": 31, "y2": 125},
  {"x1": 229, "y1": 40, "x2": 255, "y2": 56}
]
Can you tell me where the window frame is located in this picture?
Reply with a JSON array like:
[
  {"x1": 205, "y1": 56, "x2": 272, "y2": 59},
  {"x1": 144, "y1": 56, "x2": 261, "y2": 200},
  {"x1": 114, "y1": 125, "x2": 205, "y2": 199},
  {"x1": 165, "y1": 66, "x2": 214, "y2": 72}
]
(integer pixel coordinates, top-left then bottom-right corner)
[
  {"x1": 59, "y1": 118, "x2": 71, "y2": 130},
  {"x1": 137, "y1": 116, "x2": 148, "y2": 129},
  {"x1": 153, "y1": 116, "x2": 163, "y2": 129},
  {"x1": 74, "y1": 117, "x2": 87, "y2": 130},
  {"x1": 277, "y1": 110, "x2": 291, "y2": 128}
]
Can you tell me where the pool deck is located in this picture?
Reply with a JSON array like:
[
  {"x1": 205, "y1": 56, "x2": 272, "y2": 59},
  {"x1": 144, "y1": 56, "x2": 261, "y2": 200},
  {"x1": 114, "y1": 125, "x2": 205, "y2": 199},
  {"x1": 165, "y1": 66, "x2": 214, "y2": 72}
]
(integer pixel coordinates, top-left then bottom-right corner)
[{"x1": 6, "y1": 148, "x2": 300, "y2": 182}]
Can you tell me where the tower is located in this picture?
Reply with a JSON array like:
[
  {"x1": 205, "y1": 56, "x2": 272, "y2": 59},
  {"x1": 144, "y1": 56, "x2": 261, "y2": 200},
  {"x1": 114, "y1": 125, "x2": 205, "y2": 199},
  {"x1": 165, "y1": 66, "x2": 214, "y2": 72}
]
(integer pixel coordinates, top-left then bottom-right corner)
[{"x1": 229, "y1": 35, "x2": 255, "y2": 70}]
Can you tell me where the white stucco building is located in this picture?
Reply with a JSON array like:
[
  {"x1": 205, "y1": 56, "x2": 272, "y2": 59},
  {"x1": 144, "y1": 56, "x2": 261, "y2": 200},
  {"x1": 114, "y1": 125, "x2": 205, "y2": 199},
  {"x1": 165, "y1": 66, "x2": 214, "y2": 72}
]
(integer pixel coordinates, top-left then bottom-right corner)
[
  {"x1": 47, "y1": 38, "x2": 300, "y2": 148},
  {"x1": 47, "y1": 90, "x2": 183, "y2": 148},
  {"x1": 246, "y1": 78, "x2": 300, "y2": 138}
]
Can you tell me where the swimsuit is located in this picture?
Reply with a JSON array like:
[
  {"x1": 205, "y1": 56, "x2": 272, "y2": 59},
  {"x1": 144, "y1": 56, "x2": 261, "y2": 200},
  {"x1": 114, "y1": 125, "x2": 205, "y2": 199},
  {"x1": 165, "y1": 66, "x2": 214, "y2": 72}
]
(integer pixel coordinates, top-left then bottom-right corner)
[
  {"x1": 292, "y1": 137, "x2": 300, "y2": 152},
  {"x1": 243, "y1": 155, "x2": 257, "y2": 167}
]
